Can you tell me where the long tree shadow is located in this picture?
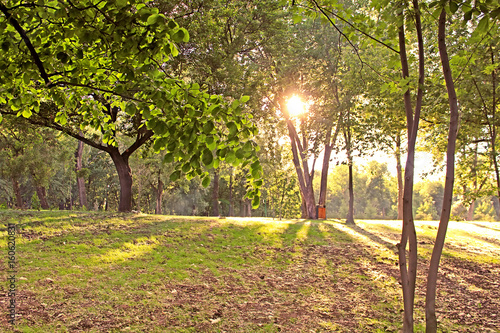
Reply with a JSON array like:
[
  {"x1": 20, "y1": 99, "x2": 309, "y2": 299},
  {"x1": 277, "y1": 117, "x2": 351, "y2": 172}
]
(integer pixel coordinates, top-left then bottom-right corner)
[
  {"x1": 469, "y1": 222, "x2": 500, "y2": 232},
  {"x1": 343, "y1": 222, "x2": 398, "y2": 253}
]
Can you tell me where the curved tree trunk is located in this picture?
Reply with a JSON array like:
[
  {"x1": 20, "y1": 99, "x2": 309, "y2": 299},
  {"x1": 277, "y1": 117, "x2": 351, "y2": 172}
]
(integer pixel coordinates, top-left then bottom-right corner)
[
  {"x1": 35, "y1": 186, "x2": 49, "y2": 209},
  {"x1": 425, "y1": 9, "x2": 460, "y2": 332},
  {"x1": 396, "y1": 133, "x2": 404, "y2": 220},
  {"x1": 397, "y1": 1, "x2": 425, "y2": 331}
]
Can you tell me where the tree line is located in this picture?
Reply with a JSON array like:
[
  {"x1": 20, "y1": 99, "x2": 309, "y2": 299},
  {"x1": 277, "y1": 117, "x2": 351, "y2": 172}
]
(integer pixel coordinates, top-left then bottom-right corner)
[{"x1": 1, "y1": 0, "x2": 499, "y2": 331}]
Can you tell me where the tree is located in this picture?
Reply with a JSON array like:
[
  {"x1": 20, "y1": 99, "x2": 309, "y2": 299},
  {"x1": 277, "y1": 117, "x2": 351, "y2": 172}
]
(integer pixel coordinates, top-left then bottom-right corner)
[{"x1": 0, "y1": 0, "x2": 261, "y2": 212}]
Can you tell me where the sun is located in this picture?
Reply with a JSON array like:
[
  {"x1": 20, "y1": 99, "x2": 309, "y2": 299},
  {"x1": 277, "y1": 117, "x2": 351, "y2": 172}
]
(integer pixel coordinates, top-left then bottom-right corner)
[{"x1": 286, "y1": 95, "x2": 307, "y2": 118}]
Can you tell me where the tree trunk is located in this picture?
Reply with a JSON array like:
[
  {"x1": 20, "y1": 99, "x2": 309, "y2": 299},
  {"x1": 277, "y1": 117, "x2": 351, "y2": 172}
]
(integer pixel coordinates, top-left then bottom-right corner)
[
  {"x1": 229, "y1": 167, "x2": 234, "y2": 216},
  {"x1": 397, "y1": 1, "x2": 424, "y2": 331},
  {"x1": 466, "y1": 200, "x2": 475, "y2": 221},
  {"x1": 109, "y1": 150, "x2": 133, "y2": 212},
  {"x1": 211, "y1": 169, "x2": 219, "y2": 216},
  {"x1": 36, "y1": 186, "x2": 49, "y2": 209},
  {"x1": 346, "y1": 161, "x2": 354, "y2": 224},
  {"x1": 396, "y1": 133, "x2": 404, "y2": 220},
  {"x1": 425, "y1": 10, "x2": 460, "y2": 332},
  {"x1": 155, "y1": 175, "x2": 163, "y2": 215},
  {"x1": 319, "y1": 129, "x2": 333, "y2": 209},
  {"x1": 285, "y1": 117, "x2": 317, "y2": 219},
  {"x1": 137, "y1": 173, "x2": 142, "y2": 212},
  {"x1": 75, "y1": 138, "x2": 88, "y2": 209},
  {"x1": 344, "y1": 113, "x2": 355, "y2": 225},
  {"x1": 12, "y1": 177, "x2": 23, "y2": 208},
  {"x1": 245, "y1": 198, "x2": 252, "y2": 217}
]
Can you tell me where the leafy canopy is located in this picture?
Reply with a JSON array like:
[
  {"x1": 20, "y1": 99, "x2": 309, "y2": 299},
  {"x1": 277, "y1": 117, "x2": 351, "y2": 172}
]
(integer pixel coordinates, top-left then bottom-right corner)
[{"x1": 0, "y1": 0, "x2": 262, "y2": 206}]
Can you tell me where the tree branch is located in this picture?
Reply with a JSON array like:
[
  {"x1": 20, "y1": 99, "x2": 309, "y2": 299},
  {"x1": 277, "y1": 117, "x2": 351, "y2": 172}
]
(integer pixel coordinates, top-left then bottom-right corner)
[{"x1": 0, "y1": 2, "x2": 51, "y2": 85}]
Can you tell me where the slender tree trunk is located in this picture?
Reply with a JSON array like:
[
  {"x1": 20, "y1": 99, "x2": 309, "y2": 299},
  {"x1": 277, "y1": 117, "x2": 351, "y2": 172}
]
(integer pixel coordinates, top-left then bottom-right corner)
[
  {"x1": 425, "y1": 10, "x2": 460, "y2": 332},
  {"x1": 36, "y1": 186, "x2": 49, "y2": 209},
  {"x1": 344, "y1": 112, "x2": 355, "y2": 225},
  {"x1": 397, "y1": 1, "x2": 424, "y2": 331},
  {"x1": 319, "y1": 129, "x2": 332, "y2": 208},
  {"x1": 347, "y1": 161, "x2": 354, "y2": 224},
  {"x1": 319, "y1": 114, "x2": 342, "y2": 212},
  {"x1": 229, "y1": 167, "x2": 234, "y2": 217},
  {"x1": 155, "y1": 173, "x2": 163, "y2": 215},
  {"x1": 12, "y1": 177, "x2": 23, "y2": 208},
  {"x1": 109, "y1": 150, "x2": 133, "y2": 212},
  {"x1": 75, "y1": 138, "x2": 88, "y2": 209},
  {"x1": 396, "y1": 133, "x2": 404, "y2": 220},
  {"x1": 211, "y1": 169, "x2": 219, "y2": 216},
  {"x1": 137, "y1": 173, "x2": 142, "y2": 212}
]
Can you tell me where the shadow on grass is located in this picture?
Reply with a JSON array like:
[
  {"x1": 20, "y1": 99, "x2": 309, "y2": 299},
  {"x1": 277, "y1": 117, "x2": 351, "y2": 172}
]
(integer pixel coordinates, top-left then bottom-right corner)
[
  {"x1": 344, "y1": 223, "x2": 397, "y2": 253},
  {"x1": 469, "y1": 222, "x2": 500, "y2": 232}
]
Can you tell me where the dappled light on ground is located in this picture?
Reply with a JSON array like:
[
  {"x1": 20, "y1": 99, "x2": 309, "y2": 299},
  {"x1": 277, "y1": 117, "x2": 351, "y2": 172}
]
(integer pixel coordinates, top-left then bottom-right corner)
[{"x1": 0, "y1": 211, "x2": 499, "y2": 332}]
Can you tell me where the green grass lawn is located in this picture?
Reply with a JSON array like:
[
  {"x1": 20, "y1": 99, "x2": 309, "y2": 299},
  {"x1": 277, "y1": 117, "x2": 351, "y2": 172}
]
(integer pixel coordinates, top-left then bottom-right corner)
[{"x1": 1, "y1": 211, "x2": 499, "y2": 332}]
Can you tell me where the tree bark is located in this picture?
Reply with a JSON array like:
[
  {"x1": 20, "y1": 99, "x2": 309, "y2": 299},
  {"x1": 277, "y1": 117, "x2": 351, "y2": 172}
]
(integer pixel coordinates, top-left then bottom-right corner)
[
  {"x1": 212, "y1": 169, "x2": 219, "y2": 216},
  {"x1": 36, "y1": 186, "x2": 49, "y2": 209},
  {"x1": 319, "y1": 112, "x2": 342, "y2": 211},
  {"x1": 229, "y1": 167, "x2": 234, "y2": 216},
  {"x1": 12, "y1": 177, "x2": 23, "y2": 208},
  {"x1": 397, "y1": 1, "x2": 425, "y2": 331},
  {"x1": 109, "y1": 150, "x2": 133, "y2": 212},
  {"x1": 396, "y1": 133, "x2": 404, "y2": 220},
  {"x1": 344, "y1": 124, "x2": 355, "y2": 225},
  {"x1": 75, "y1": 138, "x2": 88, "y2": 209},
  {"x1": 425, "y1": 10, "x2": 460, "y2": 332},
  {"x1": 155, "y1": 172, "x2": 163, "y2": 215},
  {"x1": 466, "y1": 201, "x2": 475, "y2": 221},
  {"x1": 285, "y1": 117, "x2": 317, "y2": 219}
]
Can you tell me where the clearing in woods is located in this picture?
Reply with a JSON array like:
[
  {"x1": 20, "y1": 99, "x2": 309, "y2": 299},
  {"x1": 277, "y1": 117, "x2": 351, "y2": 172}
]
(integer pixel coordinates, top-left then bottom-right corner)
[{"x1": 0, "y1": 211, "x2": 499, "y2": 332}]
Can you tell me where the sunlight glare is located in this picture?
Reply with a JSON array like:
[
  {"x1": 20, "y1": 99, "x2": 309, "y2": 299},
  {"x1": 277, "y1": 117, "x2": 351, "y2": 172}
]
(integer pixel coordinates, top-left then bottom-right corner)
[{"x1": 286, "y1": 95, "x2": 307, "y2": 118}]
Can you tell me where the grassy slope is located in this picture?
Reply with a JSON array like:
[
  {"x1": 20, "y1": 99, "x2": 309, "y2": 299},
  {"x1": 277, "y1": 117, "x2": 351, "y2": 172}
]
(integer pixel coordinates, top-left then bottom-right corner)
[{"x1": 0, "y1": 211, "x2": 499, "y2": 332}]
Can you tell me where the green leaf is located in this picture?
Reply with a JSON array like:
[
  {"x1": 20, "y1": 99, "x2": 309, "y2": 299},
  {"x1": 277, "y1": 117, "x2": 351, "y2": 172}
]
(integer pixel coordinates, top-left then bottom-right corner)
[
  {"x1": 225, "y1": 150, "x2": 236, "y2": 164},
  {"x1": 202, "y1": 175, "x2": 211, "y2": 188},
  {"x1": 182, "y1": 163, "x2": 191, "y2": 173},
  {"x1": 292, "y1": 14, "x2": 302, "y2": 24},
  {"x1": 464, "y1": 10, "x2": 473, "y2": 22},
  {"x1": 147, "y1": 14, "x2": 161, "y2": 25},
  {"x1": 227, "y1": 122, "x2": 238, "y2": 136},
  {"x1": 240, "y1": 95, "x2": 250, "y2": 103},
  {"x1": 203, "y1": 122, "x2": 214, "y2": 134},
  {"x1": 251, "y1": 195, "x2": 260, "y2": 209},
  {"x1": 172, "y1": 30, "x2": 186, "y2": 43},
  {"x1": 125, "y1": 103, "x2": 137, "y2": 116},
  {"x1": 476, "y1": 16, "x2": 489, "y2": 33},
  {"x1": 202, "y1": 148, "x2": 213, "y2": 166},
  {"x1": 450, "y1": 1, "x2": 459, "y2": 14},
  {"x1": 170, "y1": 170, "x2": 181, "y2": 181},
  {"x1": 22, "y1": 109, "x2": 32, "y2": 118},
  {"x1": 168, "y1": 20, "x2": 178, "y2": 29},
  {"x1": 163, "y1": 153, "x2": 174, "y2": 163},
  {"x1": 153, "y1": 121, "x2": 168, "y2": 135},
  {"x1": 23, "y1": 73, "x2": 30, "y2": 85},
  {"x1": 206, "y1": 136, "x2": 217, "y2": 151}
]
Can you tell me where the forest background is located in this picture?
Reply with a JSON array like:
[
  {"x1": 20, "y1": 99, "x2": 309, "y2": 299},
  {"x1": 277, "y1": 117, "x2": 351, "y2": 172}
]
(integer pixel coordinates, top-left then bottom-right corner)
[{"x1": 1, "y1": 0, "x2": 499, "y2": 223}]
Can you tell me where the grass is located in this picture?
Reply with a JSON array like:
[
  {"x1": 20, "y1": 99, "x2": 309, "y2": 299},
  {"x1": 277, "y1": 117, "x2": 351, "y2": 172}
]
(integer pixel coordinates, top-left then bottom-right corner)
[{"x1": 1, "y1": 211, "x2": 499, "y2": 332}]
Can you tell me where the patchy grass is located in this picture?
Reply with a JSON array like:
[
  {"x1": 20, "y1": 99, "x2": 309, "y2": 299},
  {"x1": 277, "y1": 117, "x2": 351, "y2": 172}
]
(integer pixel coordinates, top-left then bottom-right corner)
[{"x1": 1, "y1": 211, "x2": 499, "y2": 332}]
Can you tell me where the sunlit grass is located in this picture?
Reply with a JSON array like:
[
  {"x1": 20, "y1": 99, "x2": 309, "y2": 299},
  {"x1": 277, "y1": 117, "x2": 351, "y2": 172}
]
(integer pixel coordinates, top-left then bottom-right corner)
[{"x1": 0, "y1": 211, "x2": 498, "y2": 332}]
